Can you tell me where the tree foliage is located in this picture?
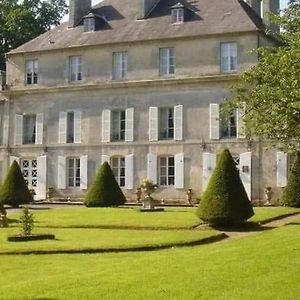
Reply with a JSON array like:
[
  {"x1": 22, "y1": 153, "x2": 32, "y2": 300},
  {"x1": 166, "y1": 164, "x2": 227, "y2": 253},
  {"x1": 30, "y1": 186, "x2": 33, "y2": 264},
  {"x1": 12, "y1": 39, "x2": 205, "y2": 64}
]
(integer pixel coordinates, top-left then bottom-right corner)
[
  {"x1": 0, "y1": 0, "x2": 68, "y2": 70},
  {"x1": 196, "y1": 149, "x2": 254, "y2": 226},
  {"x1": 225, "y1": 1, "x2": 300, "y2": 152}
]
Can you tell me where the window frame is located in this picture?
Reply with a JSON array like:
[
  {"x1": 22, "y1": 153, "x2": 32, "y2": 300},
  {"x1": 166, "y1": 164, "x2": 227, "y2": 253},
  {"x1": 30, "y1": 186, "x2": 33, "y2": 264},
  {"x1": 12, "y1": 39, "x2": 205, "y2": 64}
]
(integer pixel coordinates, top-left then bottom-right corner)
[
  {"x1": 159, "y1": 107, "x2": 174, "y2": 140},
  {"x1": 66, "y1": 111, "x2": 75, "y2": 143},
  {"x1": 23, "y1": 114, "x2": 36, "y2": 144},
  {"x1": 111, "y1": 156, "x2": 126, "y2": 187},
  {"x1": 158, "y1": 156, "x2": 175, "y2": 187},
  {"x1": 67, "y1": 157, "x2": 81, "y2": 188},
  {"x1": 221, "y1": 109, "x2": 237, "y2": 139},
  {"x1": 84, "y1": 17, "x2": 95, "y2": 32},
  {"x1": 69, "y1": 56, "x2": 82, "y2": 83},
  {"x1": 112, "y1": 110, "x2": 126, "y2": 141},
  {"x1": 220, "y1": 42, "x2": 238, "y2": 73},
  {"x1": 159, "y1": 47, "x2": 175, "y2": 76},
  {"x1": 25, "y1": 59, "x2": 38, "y2": 85},
  {"x1": 112, "y1": 51, "x2": 128, "y2": 80},
  {"x1": 171, "y1": 8, "x2": 184, "y2": 24}
]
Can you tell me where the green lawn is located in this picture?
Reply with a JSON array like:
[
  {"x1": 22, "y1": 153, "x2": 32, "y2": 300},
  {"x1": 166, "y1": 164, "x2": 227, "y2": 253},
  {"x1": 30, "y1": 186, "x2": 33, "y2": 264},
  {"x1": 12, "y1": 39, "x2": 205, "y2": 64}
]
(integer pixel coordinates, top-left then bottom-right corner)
[{"x1": 0, "y1": 224, "x2": 300, "y2": 299}]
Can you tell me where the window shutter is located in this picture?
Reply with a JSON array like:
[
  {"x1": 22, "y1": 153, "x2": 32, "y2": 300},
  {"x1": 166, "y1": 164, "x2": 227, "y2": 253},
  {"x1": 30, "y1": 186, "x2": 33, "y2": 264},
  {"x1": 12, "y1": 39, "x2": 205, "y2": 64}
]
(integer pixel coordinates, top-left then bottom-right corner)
[
  {"x1": 147, "y1": 153, "x2": 157, "y2": 184},
  {"x1": 125, "y1": 108, "x2": 134, "y2": 142},
  {"x1": 149, "y1": 107, "x2": 158, "y2": 141},
  {"x1": 74, "y1": 110, "x2": 82, "y2": 143},
  {"x1": 57, "y1": 156, "x2": 66, "y2": 189},
  {"x1": 9, "y1": 156, "x2": 20, "y2": 166},
  {"x1": 58, "y1": 112, "x2": 67, "y2": 144},
  {"x1": 237, "y1": 103, "x2": 246, "y2": 139},
  {"x1": 125, "y1": 154, "x2": 134, "y2": 190},
  {"x1": 239, "y1": 152, "x2": 252, "y2": 200},
  {"x1": 175, "y1": 153, "x2": 184, "y2": 189},
  {"x1": 174, "y1": 105, "x2": 183, "y2": 141},
  {"x1": 202, "y1": 152, "x2": 216, "y2": 191},
  {"x1": 209, "y1": 104, "x2": 220, "y2": 140},
  {"x1": 35, "y1": 113, "x2": 44, "y2": 145},
  {"x1": 3, "y1": 115, "x2": 9, "y2": 146},
  {"x1": 80, "y1": 155, "x2": 88, "y2": 189},
  {"x1": 36, "y1": 155, "x2": 47, "y2": 200},
  {"x1": 277, "y1": 151, "x2": 287, "y2": 187},
  {"x1": 101, "y1": 155, "x2": 110, "y2": 165},
  {"x1": 15, "y1": 114, "x2": 23, "y2": 145},
  {"x1": 102, "y1": 109, "x2": 111, "y2": 142}
]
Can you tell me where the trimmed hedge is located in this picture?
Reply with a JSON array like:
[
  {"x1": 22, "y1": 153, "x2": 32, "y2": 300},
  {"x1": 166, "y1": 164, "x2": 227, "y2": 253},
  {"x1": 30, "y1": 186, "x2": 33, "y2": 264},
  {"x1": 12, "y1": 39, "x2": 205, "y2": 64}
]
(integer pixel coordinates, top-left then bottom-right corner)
[
  {"x1": 0, "y1": 161, "x2": 33, "y2": 208},
  {"x1": 7, "y1": 234, "x2": 55, "y2": 242},
  {"x1": 196, "y1": 149, "x2": 254, "y2": 226},
  {"x1": 280, "y1": 152, "x2": 300, "y2": 208},
  {"x1": 84, "y1": 162, "x2": 126, "y2": 207}
]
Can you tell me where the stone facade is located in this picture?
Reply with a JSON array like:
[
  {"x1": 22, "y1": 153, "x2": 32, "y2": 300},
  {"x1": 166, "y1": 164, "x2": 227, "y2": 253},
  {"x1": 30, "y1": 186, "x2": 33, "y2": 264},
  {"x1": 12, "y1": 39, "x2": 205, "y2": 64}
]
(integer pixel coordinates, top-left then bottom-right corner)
[{"x1": 0, "y1": 0, "x2": 287, "y2": 203}]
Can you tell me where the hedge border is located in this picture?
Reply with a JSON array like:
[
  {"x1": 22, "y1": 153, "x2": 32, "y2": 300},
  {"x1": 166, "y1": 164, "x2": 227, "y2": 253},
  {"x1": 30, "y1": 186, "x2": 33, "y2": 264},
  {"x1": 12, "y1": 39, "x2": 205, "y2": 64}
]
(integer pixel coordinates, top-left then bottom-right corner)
[{"x1": 7, "y1": 234, "x2": 55, "y2": 242}]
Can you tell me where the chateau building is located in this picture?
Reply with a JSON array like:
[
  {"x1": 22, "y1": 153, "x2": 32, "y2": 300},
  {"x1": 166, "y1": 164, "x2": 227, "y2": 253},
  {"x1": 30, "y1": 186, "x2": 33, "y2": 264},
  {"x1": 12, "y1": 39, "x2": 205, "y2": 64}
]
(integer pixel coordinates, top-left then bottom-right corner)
[{"x1": 0, "y1": 0, "x2": 288, "y2": 202}]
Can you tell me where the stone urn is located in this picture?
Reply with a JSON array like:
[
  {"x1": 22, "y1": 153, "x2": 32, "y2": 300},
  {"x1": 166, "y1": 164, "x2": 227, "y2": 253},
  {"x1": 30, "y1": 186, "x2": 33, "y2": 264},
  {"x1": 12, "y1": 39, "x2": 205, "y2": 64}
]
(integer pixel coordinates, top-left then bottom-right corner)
[{"x1": 140, "y1": 179, "x2": 157, "y2": 210}]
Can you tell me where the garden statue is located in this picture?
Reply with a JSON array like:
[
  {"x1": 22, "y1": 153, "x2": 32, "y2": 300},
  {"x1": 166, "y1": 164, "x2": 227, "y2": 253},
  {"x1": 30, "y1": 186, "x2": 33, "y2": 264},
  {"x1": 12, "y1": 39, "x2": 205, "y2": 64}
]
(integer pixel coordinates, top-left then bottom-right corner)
[
  {"x1": 140, "y1": 178, "x2": 157, "y2": 209},
  {"x1": 135, "y1": 187, "x2": 142, "y2": 203},
  {"x1": 0, "y1": 207, "x2": 8, "y2": 228},
  {"x1": 264, "y1": 187, "x2": 272, "y2": 206},
  {"x1": 186, "y1": 188, "x2": 193, "y2": 205}
]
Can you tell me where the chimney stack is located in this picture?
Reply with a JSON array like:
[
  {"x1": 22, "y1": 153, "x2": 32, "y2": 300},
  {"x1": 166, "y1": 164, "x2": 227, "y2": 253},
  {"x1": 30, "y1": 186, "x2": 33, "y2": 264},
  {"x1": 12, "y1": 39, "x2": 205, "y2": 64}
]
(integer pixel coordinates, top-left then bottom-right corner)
[
  {"x1": 69, "y1": 0, "x2": 92, "y2": 28},
  {"x1": 139, "y1": 0, "x2": 160, "y2": 19}
]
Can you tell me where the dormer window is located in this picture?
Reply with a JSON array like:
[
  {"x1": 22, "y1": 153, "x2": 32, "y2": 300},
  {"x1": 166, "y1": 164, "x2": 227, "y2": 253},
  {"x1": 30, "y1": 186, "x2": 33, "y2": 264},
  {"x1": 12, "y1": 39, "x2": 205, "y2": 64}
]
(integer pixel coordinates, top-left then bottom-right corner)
[
  {"x1": 84, "y1": 17, "x2": 95, "y2": 32},
  {"x1": 171, "y1": 8, "x2": 184, "y2": 24}
]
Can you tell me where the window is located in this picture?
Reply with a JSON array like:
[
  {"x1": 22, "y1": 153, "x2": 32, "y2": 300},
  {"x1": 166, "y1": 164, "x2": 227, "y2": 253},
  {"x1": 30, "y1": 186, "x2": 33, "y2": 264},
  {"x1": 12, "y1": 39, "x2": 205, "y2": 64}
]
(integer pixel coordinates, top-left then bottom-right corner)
[
  {"x1": 112, "y1": 110, "x2": 126, "y2": 141},
  {"x1": 113, "y1": 52, "x2": 128, "y2": 80},
  {"x1": 111, "y1": 157, "x2": 125, "y2": 187},
  {"x1": 84, "y1": 18, "x2": 95, "y2": 32},
  {"x1": 221, "y1": 110, "x2": 237, "y2": 138},
  {"x1": 171, "y1": 8, "x2": 184, "y2": 23},
  {"x1": 159, "y1": 156, "x2": 175, "y2": 186},
  {"x1": 23, "y1": 115, "x2": 36, "y2": 144},
  {"x1": 69, "y1": 56, "x2": 82, "y2": 82},
  {"x1": 159, "y1": 48, "x2": 175, "y2": 76},
  {"x1": 22, "y1": 159, "x2": 38, "y2": 188},
  {"x1": 68, "y1": 157, "x2": 80, "y2": 187},
  {"x1": 159, "y1": 108, "x2": 174, "y2": 139},
  {"x1": 67, "y1": 111, "x2": 75, "y2": 143},
  {"x1": 26, "y1": 60, "x2": 38, "y2": 85},
  {"x1": 220, "y1": 42, "x2": 237, "y2": 72}
]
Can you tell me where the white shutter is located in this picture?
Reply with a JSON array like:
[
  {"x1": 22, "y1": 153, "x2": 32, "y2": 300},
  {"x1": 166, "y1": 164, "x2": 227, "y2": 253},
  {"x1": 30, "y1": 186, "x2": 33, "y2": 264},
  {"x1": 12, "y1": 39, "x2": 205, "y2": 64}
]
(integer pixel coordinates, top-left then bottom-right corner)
[
  {"x1": 209, "y1": 104, "x2": 220, "y2": 140},
  {"x1": 125, "y1": 154, "x2": 134, "y2": 190},
  {"x1": 58, "y1": 112, "x2": 67, "y2": 144},
  {"x1": 175, "y1": 153, "x2": 184, "y2": 189},
  {"x1": 174, "y1": 105, "x2": 183, "y2": 141},
  {"x1": 15, "y1": 114, "x2": 23, "y2": 145},
  {"x1": 101, "y1": 155, "x2": 110, "y2": 165},
  {"x1": 74, "y1": 110, "x2": 82, "y2": 144},
  {"x1": 3, "y1": 115, "x2": 9, "y2": 146},
  {"x1": 102, "y1": 109, "x2": 111, "y2": 143},
  {"x1": 9, "y1": 156, "x2": 20, "y2": 166},
  {"x1": 202, "y1": 152, "x2": 216, "y2": 191},
  {"x1": 125, "y1": 108, "x2": 134, "y2": 142},
  {"x1": 80, "y1": 155, "x2": 88, "y2": 189},
  {"x1": 36, "y1": 155, "x2": 47, "y2": 200},
  {"x1": 35, "y1": 113, "x2": 44, "y2": 145},
  {"x1": 237, "y1": 104, "x2": 246, "y2": 139},
  {"x1": 149, "y1": 107, "x2": 158, "y2": 142},
  {"x1": 147, "y1": 153, "x2": 157, "y2": 184},
  {"x1": 57, "y1": 156, "x2": 66, "y2": 189},
  {"x1": 277, "y1": 151, "x2": 287, "y2": 187},
  {"x1": 240, "y1": 152, "x2": 252, "y2": 200}
]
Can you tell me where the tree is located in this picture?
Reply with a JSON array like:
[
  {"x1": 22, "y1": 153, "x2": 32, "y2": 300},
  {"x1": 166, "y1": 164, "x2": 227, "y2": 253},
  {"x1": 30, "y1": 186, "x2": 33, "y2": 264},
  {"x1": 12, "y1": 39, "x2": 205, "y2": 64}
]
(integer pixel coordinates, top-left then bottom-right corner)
[
  {"x1": 196, "y1": 149, "x2": 254, "y2": 226},
  {"x1": 0, "y1": 0, "x2": 68, "y2": 70},
  {"x1": 225, "y1": 1, "x2": 300, "y2": 152},
  {"x1": 84, "y1": 162, "x2": 126, "y2": 207},
  {"x1": 0, "y1": 161, "x2": 33, "y2": 207},
  {"x1": 280, "y1": 152, "x2": 300, "y2": 207}
]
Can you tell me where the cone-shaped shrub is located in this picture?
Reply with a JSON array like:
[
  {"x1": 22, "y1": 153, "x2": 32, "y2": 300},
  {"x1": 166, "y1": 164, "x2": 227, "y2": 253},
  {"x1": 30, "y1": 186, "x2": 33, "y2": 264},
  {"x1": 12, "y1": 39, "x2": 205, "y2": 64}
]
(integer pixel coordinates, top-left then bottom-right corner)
[
  {"x1": 0, "y1": 161, "x2": 33, "y2": 208},
  {"x1": 84, "y1": 162, "x2": 126, "y2": 207},
  {"x1": 280, "y1": 152, "x2": 300, "y2": 207},
  {"x1": 196, "y1": 149, "x2": 254, "y2": 226}
]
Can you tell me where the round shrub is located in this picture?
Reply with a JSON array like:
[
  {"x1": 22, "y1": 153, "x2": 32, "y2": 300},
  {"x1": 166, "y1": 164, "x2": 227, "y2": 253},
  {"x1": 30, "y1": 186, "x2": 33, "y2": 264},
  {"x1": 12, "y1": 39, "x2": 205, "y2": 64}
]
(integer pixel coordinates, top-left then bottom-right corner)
[
  {"x1": 84, "y1": 162, "x2": 126, "y2": 207},
  {"x1": 280, "y1": 152, "x2": 300, "y2": 207},
  {"x1": 0, "y1": 161, "x2": 33, "y2": 208},
  {"x1": 196, "y1": 149, "x2": 254, "y2": 226}
]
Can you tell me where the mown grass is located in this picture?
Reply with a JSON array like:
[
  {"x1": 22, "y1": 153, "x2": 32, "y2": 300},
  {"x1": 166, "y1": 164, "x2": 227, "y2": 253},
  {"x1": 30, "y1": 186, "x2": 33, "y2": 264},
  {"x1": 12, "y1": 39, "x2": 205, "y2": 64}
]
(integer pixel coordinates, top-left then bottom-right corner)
[
  {"x1": 0, "y1": 224, "x2": 300, "y2": 299},
  {"x1": 0, "y1": 227, "x2": 218, "y2": 253}
]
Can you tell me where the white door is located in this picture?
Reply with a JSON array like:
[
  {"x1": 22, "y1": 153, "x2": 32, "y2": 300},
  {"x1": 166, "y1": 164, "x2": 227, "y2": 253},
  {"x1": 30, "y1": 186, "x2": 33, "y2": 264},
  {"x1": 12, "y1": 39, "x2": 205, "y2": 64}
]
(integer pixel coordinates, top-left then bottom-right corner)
[
  {"x1": 21, "y1": 159, "x2": 38, "y2": 190},
  {"x1": 239, "y1": 152, "x2": 252, "y2": 200}
]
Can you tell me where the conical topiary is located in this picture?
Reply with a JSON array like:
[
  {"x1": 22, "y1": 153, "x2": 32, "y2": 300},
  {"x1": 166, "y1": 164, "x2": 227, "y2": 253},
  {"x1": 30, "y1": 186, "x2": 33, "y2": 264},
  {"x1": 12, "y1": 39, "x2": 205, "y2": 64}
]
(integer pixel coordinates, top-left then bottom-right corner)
[
  {"x1": 0, "y1": 161, "x2": 33, "y2": 208},
  {"x1": 197, "y1": 149, "x2": 254, "y2": 226},
  {"x1": 280, "y1": 152, "x2": 300, "y2": 207},
  {"x1": 84, "y1": 162, "x2": 126, "y2": 207}
]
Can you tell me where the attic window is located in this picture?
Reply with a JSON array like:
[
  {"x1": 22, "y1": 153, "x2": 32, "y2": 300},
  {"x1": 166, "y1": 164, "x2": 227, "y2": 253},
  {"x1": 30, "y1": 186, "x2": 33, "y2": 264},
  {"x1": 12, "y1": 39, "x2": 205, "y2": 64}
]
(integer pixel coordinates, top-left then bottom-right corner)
[
  {"x1": 84, "y1": 18, "x2": 95, "y2": 32},
  {"x1": 171, "y1": 8, "x2": 184, "y2": 24}
]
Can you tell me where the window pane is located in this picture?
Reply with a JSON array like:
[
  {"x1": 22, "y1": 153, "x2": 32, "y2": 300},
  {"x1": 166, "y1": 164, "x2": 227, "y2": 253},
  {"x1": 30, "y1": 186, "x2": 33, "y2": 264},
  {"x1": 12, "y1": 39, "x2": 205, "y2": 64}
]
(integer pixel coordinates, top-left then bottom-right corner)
[{"x1": 67, "y1": 111, "x2": 75, "y2": 143}]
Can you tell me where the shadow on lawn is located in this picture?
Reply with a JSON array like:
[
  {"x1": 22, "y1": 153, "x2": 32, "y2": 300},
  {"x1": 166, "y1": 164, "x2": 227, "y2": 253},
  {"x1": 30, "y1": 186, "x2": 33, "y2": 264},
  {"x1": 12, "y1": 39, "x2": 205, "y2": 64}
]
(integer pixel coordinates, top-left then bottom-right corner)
[{"x1": 210, "y1": 222, "x2": 276, "y2": 233}]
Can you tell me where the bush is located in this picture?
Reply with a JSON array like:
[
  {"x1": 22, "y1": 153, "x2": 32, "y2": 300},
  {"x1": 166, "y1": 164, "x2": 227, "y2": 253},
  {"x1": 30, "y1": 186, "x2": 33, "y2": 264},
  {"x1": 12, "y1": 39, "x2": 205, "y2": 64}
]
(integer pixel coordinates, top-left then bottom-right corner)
[
  {"x1": 196, "y1": 149, "x2": 254, "y2": 226},
  {"x1": 20, "y1": 207, "x2": 34, "y2": 236},
  {"x1": 280, "y1": 152, "x2": 300, "y2": 207},
  {"x1": 84, "y1": 162, "x2": 126, "y2": 207},
  {"x1": 0, "y1": 161, "x2": 33, "y2": 208}
]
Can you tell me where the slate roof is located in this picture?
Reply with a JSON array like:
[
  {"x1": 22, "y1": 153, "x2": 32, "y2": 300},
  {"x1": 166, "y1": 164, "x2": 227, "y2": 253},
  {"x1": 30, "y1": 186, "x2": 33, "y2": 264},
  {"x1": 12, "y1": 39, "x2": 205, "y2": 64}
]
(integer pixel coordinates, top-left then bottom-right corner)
[{"x1": 9, "y1": 0, "x2": 264, "y2": 55}]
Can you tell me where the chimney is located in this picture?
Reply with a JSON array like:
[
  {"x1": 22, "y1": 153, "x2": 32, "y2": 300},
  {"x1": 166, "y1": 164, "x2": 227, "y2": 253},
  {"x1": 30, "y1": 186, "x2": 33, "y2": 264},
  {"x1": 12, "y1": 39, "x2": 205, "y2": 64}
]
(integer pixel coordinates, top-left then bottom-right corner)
[
  {"x1": 69, "y1": 0, "x2": 92, "y2": 28},
  {"x1": 139, "y1": 0, "x2": 160, "y2": 19}
]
